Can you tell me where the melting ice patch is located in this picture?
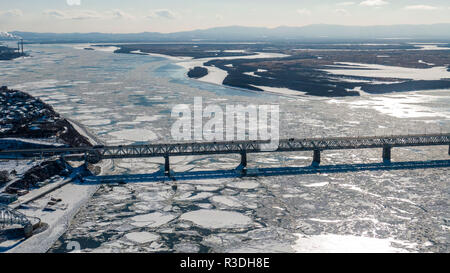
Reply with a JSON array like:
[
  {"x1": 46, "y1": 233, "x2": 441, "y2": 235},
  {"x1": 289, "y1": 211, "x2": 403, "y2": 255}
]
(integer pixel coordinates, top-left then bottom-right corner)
[{"x1": 180, "y1": 210, "x2": 252, "y2": 229}]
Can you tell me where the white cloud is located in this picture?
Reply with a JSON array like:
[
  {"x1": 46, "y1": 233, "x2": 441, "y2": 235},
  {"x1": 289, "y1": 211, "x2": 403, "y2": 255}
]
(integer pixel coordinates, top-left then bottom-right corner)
[
  {"x1": 297, "y1": 8, "x2": 312, "y2": 15},
  {"x1": 335, "y1": 9, "x2": 350, "y2": 16},
  {"x1": 0, "y1": 9, "x2": 23, "y2": 17},
  {"x1": 215, "y1": 14, "x2": 224, "y2": 20},
  {"x1": 66, "y1": 0, "x2": 81, "y2": 6},
  {"x1": 43, "y1": 9, "x2": 134, "y2": 20},
  {"x1": 70, "y1": 10, "x2": 104, "y2": 20},
  {"x1": 360, "y1": 0, "x2": 389, "y2": 6},
  {"x1": 43, "y1": 9, "x2": 68, "y2": 19},
  {"x1": 147, "y1": 9, "x2": 177, "y2": 19},
  {"x1": 404, "y1": 5, "x2": 438, "y2": 11},
  {"x1": 107, "y1": 9, "x2": 135, "y2": 20},
  {"x1": 337, "y1": 2, "x2": 356, "y2": 6}
]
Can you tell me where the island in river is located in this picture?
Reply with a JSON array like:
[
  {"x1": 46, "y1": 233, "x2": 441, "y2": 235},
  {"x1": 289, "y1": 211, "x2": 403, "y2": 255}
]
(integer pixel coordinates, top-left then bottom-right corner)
[{"x1": 111, "y1": 42, "x2": 450, "y2": 97}]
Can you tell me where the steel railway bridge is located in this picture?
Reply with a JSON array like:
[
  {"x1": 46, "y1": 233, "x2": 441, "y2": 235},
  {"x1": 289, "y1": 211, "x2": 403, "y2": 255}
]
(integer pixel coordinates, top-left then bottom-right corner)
[{"x1": 0, "y1": 134, "x2": 449, "y2": 176}]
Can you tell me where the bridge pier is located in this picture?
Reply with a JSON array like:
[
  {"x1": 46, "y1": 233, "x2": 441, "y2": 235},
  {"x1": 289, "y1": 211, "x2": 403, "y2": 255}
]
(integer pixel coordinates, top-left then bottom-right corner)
[
  {"x1": 240, "y1": 151, "x2": 247, "y2": 169},
  {"x1": 312, "y1": 149, "x2": 321, "y2": 167},
  {"x1": 164, "y1": 155, "x2": 170, "y2": 176},
  {"x1": 383, "y1": 146, "x2": 391, "y2": 164},
  {"x1": 24, "y1": 224, "x2": 33, "y2": 238},
  {"x1": 83, "y1": 152, "x2": 88, "y2": 169}
]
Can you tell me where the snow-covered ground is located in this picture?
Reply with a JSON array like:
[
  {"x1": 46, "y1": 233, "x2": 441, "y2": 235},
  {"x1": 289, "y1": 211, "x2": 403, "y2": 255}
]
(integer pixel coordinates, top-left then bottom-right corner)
[
  {"x1": 322, "y1": 62, "x2": 450, "y2": 81},
  {"x1": 249, "y1": 85, "x2": 307, "y2": 97},
  {"x1": 0, "y1": 115, "x2": 106, "y2": 253}
]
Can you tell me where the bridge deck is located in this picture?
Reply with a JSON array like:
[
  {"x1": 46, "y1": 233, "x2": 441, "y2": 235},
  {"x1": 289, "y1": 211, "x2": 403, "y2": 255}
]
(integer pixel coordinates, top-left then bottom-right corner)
[{"x1": 0, "y1": 134, "x2": 449, "y2": 161}]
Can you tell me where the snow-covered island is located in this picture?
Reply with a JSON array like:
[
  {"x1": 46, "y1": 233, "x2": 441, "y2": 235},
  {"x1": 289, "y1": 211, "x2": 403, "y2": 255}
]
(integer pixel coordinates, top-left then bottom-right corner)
[{"x1": 0, "y1": 86, "x2": 101, "y2": 253}]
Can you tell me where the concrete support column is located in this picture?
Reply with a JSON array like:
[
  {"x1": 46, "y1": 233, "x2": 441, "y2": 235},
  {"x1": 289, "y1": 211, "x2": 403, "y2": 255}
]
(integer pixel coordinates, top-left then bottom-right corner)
[
  {"x1": 164, "y1": 155, "x2": 170, "y2": 176},
  {"x1": 83, "y1": 152, "x2": 88, "y2": 169},
  {"x1": 240, "y1": 151, "x2": 247, "y2": 169},
  {"x1": 23, "y1": 224, "x2": 33, "y2": 238},
  {"x1": 383, "y1": 146, "x2": 391, "y2": 164},
  {"x1": 312, "y1": 149, "x2": 321, "y2": 167}
]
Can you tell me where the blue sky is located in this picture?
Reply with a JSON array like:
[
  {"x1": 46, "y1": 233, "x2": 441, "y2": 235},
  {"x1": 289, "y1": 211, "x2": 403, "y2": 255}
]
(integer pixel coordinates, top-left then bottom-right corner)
[{"x1": 1, "y1": 0, "x2": 450, "y2": 33}]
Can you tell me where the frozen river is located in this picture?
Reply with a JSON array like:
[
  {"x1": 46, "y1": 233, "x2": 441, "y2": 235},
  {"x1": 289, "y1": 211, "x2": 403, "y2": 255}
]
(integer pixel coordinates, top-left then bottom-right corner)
[{"x1": 1, "y1": 44, "x2": 449, "y2": 252}]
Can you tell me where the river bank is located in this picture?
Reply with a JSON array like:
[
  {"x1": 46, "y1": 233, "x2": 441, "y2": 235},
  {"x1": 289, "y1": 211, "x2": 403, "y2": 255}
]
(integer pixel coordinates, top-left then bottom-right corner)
[
  {"x1": 0, "y1": 87, "x2": 105, "y2": 253},
  {"x1": 0, "y1": 45, "x2": 26, "y2": 61}
]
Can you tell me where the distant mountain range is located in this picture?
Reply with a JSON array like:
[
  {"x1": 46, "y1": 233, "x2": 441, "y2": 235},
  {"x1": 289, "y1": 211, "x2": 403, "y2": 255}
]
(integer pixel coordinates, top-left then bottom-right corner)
[{"x1": 4, "y1": 24, "x2": 450, "y2": 43}]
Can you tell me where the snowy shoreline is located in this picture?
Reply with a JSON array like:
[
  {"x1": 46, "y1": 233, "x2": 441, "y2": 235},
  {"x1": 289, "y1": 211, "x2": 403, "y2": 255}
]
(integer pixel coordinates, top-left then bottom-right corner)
[{"x1": 2, "y1": 114, "x2": 107, "y2": 253}]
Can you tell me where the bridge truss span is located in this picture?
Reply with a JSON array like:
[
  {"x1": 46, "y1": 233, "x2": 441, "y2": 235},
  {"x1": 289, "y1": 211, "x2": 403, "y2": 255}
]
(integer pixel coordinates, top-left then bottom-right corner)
[{"x1": 0, "y1": 133, "x2": 449, "y2": 175}]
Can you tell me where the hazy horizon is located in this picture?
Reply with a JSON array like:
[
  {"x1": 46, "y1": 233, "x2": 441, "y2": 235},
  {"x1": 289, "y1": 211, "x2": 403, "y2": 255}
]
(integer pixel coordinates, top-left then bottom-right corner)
[
  {"x1": 5, "y1": 22, "x2": 450, "y2": 35},
  {"x1": 1, "y1": 0, "x2": 450, "y2": 34}
]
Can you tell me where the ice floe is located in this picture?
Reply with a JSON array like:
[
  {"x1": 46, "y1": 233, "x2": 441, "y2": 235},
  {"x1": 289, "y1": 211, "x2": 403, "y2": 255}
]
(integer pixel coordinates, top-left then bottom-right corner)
[
  {"x1": 130, "y1": 212, "x2": 176, "y2": 228},
  {"x1": 125, "y1": 232, "x2": 159, "y2": 244},
  {"x1": 211, "y1": 196, "x2": 243, "y2": 207},
  {"x1": 180, "y1": 210, "x2": 252, "y2": 229},
  {"x1": 227, "y1": 181, "x2": 260, "y2": 190}
]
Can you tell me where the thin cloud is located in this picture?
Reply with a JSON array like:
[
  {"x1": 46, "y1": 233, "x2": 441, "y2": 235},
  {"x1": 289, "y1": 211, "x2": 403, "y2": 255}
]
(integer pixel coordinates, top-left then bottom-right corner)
[
  {"x1": 335, "y1": 9, "x2": 350, "y2": 16},
  {"x1": 147, "y1": 9, "x2": 177, "y2": 19},
  {"x1": 43, "y1": 9, "x2": 68, "y2": 19},
  {"x1": 70, "y1": 10, "x2": 103, "y2": 20},
  {"x1": 337, "y1": 2, "x2": 356, "y2": 6},
  {"x1": 66, "y1": 0, "x2": 81, "y2": 6},
  {"x1": 43, "y1": 9, "x2": 134, "y2": 20},
  {"x1": 404, "y1": 5, "x2": 438, "y2": 11},
  {"x1": 297, "y1": 8, "x2": 312, "y2": 15},
  {"x1": 360, "y1": 0, "x2": 389, "y2": 6},
  {"x1": 0, "y1": 9, "x2": 24, "y2": 17},
  {"x1": 107, "y1": 9, "x2": 135, "y2": 20}
]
